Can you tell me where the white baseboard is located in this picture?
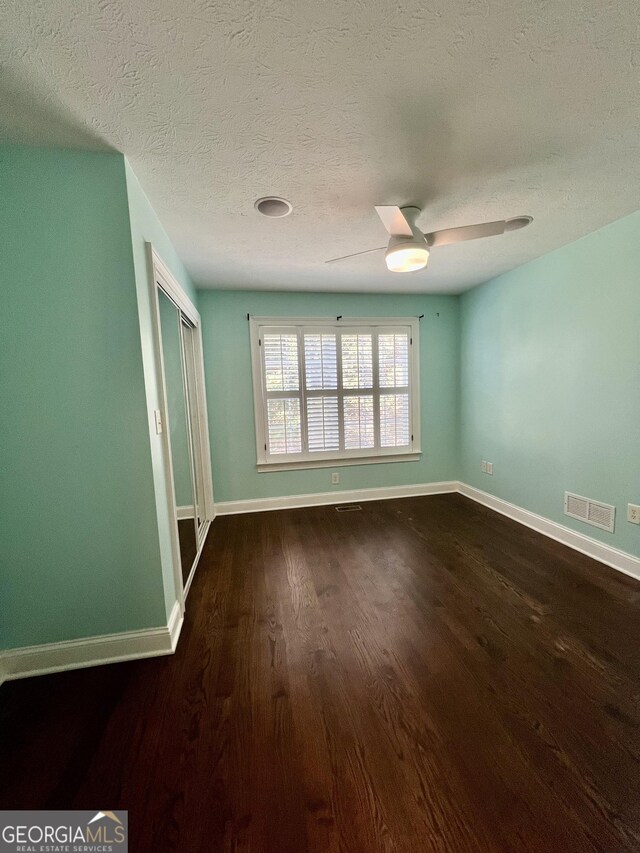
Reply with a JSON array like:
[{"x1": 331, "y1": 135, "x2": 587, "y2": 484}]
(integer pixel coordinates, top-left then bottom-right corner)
[
  {"x1": 177, "y1": 505, "x2": 195, "y2": 520},
  {"x1": 0, "y1": 601, "x2": 184, "y2": 685},
  {"x1": 214, "y1": 481, "x2": 459, "y2": 515},
  {"x1": 458, "y1": 483, "x2": 640, "y2": 582},
  {"x1": 167, "y1": 599, "x2": 184, "y2": 651}
]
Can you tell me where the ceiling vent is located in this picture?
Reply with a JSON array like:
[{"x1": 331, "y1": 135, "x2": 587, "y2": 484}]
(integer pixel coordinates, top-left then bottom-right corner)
[{"x1": 564, "y1": 492, "x2": 615, "y2": 533}]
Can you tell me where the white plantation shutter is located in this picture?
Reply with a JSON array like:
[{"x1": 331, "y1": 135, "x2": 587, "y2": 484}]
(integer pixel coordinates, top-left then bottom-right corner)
[
  {"x1": 344, "y1": 395, "x2": 374, "y2": 448},
  {"x1": 307, "y1": 396, "x2": 340, "y2": 451},
  {"x1": 304, "y1": 334, "x2": 337, "y2": 390},
  {"x1": 378, "y1": 332, "x2": 410, "y2": 448},
  {"x1": 380, "y1": 393, "x2": 410, "y2": 446},
  {"x1": 303, "y1": 333, "x2": 340, "y2": 452},
  {"x1": 378, "y1": 333, "x2": 409, "y2": 387},
  {"x1": 253, "y1": 319, "x2": 419, "y2": 465},
  {"x1": 261, "y1": 330, "x2": 303, "y2": 456},
  {"x1": 263, "y1": 333, "x2": 299, "y2": 391},
  {"x1": 266, "y1": 398, "x2": 302, "y2": 454},
  {"x1": 341, "y1": 334, "x2": 373, "y2": 389}
]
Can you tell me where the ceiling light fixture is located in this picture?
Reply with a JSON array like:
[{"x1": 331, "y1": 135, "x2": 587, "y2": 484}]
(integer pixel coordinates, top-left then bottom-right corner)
[
  {"x1": 385, "y1": 237, "x2": 430, "y2": 272},
  {"x1": 383, "y1": 207, "x2": 429, "y2": 272},
  {"x1": 254, "y1": 196, "x2": 292, "y2": 217}
]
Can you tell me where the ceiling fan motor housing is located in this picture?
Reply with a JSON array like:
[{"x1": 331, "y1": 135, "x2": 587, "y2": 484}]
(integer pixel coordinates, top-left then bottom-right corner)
[{"x1": 385, "y1": 207, "x2": 430, "y2": 272}]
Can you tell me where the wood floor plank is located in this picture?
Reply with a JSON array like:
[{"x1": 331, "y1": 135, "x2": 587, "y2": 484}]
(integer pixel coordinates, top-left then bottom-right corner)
[{"x1": 1, "y1": 494, "x2": 639, "y2": 852}]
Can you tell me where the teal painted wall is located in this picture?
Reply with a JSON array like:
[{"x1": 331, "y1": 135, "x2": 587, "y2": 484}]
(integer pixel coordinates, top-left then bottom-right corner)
[
  {"x1": 199, "y1": 291, "x2": 460, "y2": 502},
  {"x1": 124, "y1": 160, "x2": 198, "y2": 616},
  {"x1": 0, "y1": 146, "x2": 166, "y2": 649},
  {"x1": 460, "y1": 211, "x2": 640, "y2": 558},
  {"x1": 124, "y1": 161, "x2": 197, "y2": 306},
  {"x1": 158, "y1": 290, "x2": 193, "y2": 508}
]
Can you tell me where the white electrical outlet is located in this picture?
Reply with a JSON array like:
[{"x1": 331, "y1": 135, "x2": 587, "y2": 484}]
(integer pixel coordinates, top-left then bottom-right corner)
[
  {"x1": 481, "y1": 460, "x2": 487, "y2": 473},
  {"x1": 486, "y1": 462, "x2": 493, "y2": 475},
  {"x1": 331, "y1": 472, "x2": 340, "y2": 485},
  {"x1": 628, "y1": 504, "x2": 640, "y2": 524}
]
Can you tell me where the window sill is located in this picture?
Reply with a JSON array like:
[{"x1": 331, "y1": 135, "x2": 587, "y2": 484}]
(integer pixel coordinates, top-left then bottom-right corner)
[{"x1": 257, "y1": 452, "x2": 422, "y2": 473}]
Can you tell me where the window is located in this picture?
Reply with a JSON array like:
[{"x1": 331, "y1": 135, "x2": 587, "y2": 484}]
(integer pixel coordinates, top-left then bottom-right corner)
[{"x1": 250, "y1": 317, "x2": 420, "y2": 470}]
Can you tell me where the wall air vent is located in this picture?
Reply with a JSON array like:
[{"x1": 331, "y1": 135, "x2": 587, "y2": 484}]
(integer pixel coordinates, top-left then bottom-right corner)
[
  {"x1": 564, "y1": 492, "x2": 615, "y2": 533},
  {"x1": 335, "y1": 504, "x2": 362, "y2": 512}
]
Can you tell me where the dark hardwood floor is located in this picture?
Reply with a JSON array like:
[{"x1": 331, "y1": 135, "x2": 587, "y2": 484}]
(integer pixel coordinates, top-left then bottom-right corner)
[{"x1": 2, "y1": 493, "x2": 640, "y2": 852}]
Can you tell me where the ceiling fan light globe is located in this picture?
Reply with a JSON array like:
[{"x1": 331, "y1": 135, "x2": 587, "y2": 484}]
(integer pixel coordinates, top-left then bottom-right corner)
[{"x1": 385, "y1": 243, "x2": 429, "y2": 273}]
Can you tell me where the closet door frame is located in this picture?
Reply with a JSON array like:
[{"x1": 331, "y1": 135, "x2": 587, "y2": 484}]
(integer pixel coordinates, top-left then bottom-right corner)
[
  {"x1": 179, "y1": 315, "x2": 208, "y2": 548},
  {"x1": 147, "y1": 243, "x2": 215, "y2": 609}
]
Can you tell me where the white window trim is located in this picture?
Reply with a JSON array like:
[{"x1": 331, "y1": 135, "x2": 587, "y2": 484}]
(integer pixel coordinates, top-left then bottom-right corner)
[{"x1": 249, "y1": 316, "x2": 421, "y2": 472}]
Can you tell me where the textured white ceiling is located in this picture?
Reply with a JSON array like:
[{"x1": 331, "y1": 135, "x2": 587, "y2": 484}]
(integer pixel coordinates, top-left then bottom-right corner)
[{"x1": 2, "y1": 0, "x2": 639, "y2": 293}]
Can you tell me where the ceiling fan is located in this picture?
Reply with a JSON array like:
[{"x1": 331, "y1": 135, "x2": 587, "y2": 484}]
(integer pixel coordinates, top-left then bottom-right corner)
[{"x1": 326, "y1": 206, "x2": 533, "y2": 273}]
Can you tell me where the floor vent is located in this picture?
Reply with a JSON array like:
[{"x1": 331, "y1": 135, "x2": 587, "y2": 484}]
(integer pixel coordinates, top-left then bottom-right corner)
[
  {"x1": 564, "y1": 492, "x2": 615, "y2": 532},
  {"x1": 336, "y1": 504, "x2": 362, "y2": 512}
]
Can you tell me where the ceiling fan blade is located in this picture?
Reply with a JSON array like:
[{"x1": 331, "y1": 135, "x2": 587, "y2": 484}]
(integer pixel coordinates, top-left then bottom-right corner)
[
  {"x1": 374, "y1": 205, "x2": 414, "y2": 237},
  {"x1": 425, "y1": 220, "x2": 506, "y2": 248},
  {"x1": 325, "y1": 246, "x2": 386, "y2": 264}
]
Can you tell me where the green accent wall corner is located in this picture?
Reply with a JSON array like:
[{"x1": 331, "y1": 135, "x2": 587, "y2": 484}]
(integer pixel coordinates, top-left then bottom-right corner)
[{"x1": 460, "y1": 211, "x2": 640, "y2": 557}]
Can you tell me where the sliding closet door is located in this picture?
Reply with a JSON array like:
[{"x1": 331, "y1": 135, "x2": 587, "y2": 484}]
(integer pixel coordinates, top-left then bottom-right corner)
[
  {"x1": 180, "y1": 318, "x2": 208, "y2": 546},
  {"x1": 149, "y1": 243, "x2": 214, "y2": 604},
  {"x1": 157, "y1": 290, "x2": 198, "y2": 584}
]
